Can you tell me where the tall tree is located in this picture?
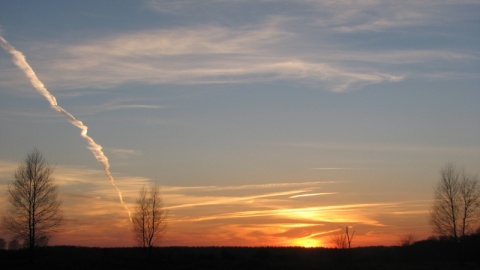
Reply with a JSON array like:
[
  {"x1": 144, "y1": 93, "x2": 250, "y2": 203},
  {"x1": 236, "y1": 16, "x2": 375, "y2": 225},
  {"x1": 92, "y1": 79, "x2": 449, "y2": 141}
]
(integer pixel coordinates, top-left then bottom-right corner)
[
  {"x1": 2, "y1": 149, "x2": 63, "y2": 261},
  {"x1": 132, "y1": 184, "x2": 167, "y2": 258},
  {"x1": 430, "y1": 163, "x2": 480, "y2": 241}
]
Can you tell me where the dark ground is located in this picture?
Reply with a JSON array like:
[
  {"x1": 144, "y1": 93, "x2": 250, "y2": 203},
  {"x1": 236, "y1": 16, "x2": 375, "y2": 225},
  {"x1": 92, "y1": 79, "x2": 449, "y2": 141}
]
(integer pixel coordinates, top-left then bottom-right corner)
[{"x1": 1, "y1": 236, "x2": 479, "y2": 270}]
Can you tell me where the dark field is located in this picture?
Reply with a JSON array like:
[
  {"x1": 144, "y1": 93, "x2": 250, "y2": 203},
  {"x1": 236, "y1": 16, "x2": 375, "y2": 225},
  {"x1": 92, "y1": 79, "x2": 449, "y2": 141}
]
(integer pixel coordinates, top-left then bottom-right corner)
[{"x1": 1, "y1": 237, "x2": 479, "y2": 270}]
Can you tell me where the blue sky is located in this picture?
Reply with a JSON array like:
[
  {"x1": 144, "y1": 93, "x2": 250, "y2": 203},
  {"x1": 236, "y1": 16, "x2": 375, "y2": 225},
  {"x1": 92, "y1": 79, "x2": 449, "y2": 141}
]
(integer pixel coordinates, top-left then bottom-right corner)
[{"x1": 0, "y1": 0, "x2": 479, "y2": 247}]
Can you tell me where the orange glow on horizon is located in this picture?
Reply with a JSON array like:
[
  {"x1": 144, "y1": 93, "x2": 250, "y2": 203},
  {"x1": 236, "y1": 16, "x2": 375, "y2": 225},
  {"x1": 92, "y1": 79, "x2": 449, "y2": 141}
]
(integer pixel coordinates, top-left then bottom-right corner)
[
  {"x1": 0, "y1": 166, "x2": 433, "y2": 248},
  {"x1": 290, "y1": 237, "x2": 322, "y2": 248}
]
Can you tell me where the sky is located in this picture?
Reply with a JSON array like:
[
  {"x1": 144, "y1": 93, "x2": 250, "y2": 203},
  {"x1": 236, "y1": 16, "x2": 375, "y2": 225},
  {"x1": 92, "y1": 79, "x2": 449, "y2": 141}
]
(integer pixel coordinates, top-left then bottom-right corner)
[{"x1": 0, "y1": 0, "x2": 479, "y2": 248}]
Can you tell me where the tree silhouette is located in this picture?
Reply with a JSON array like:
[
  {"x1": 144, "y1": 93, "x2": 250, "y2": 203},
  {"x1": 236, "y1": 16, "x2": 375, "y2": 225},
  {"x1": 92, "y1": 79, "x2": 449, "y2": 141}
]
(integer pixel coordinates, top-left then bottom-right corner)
[
  {"x1": 8, "y1": 238, "x2": 20, "y2": 250},
  {"x1": 399, "y1": 233, "x2": 416, "y2": 246},
  {"x1": 132, "y1": 184, "x2": 167, "y2": 259},
  {"x1": 0, "y1": 238, "x2": 5, "y2": 250},
  {"x1": 330, "y1": 226, "x2": 355, "y2": 249},
  {"x1": 430, "y1": 163, "x2": 480, "y2": 241},
  {"x1": 2, "y1": 149, "x2": 63, "y2": 261}
]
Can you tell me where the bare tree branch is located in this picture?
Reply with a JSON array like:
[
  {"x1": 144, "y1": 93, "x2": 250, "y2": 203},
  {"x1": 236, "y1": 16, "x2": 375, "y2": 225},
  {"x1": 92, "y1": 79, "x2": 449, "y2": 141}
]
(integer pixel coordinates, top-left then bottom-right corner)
[
  {"x1": 430, "y1": 163, "x2": 480, "y2": 241},
  {"x1": 132, "y1": 183, "x2": 167, "y2": 259},
  {"x1": 2, "y1": 149, "x2": 63, "y2": 261},
  {"x1": 330, "y1": 226, "x2": 355, "y2": 249}
]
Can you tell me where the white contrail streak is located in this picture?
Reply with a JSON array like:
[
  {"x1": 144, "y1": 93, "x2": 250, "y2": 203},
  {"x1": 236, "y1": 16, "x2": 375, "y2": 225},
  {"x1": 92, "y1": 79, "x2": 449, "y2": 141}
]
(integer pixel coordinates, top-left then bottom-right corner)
[{"x1": 0, "y1": 36, "x2": 132, "y2": 222}]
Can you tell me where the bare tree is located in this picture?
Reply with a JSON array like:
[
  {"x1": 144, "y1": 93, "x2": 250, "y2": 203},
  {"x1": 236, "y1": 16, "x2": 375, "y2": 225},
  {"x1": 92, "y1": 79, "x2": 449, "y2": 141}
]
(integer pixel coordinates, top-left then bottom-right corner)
[
  {"x1": 330, "y1": 230, "x2": 347, "y2": 249},
  {"x1": 132, "y1": 184, "x2": 167, "y2": 258},
  {"x1": 458, "y1": 173, "x2": 480, "y2": 237},
  {"x1": 345, "y1": 226, "x2": 355, "y2": 249},
  {"x1": 430, "y1": 163, "x2": 480, "y2": 242},
  {"x1": 330, "y1": 229, "x2": 348, "y2": 249},
  {"x1": 2, "y1": 150, "x2": 63, "y2": 261},
  {"x1": 330, "y1": 226, "x2": 355, "y2": 249},
  {"x1": 133, "y1": 187, "x2": 149, "y2": 249}
]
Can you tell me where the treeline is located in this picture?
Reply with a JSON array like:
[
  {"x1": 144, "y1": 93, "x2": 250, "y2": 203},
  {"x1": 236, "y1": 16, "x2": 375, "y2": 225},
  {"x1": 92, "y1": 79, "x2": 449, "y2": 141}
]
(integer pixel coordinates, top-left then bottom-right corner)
[{"x1": 1, "y1": 235, "x2": 479, "y2": 270}]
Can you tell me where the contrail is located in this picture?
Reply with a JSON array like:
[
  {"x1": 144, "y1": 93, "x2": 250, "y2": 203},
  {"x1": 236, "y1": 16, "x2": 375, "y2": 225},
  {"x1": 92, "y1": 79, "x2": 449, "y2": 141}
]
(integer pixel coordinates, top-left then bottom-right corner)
[{"x1": 0, "y1": 36, "x2": 132, "y2": 222}]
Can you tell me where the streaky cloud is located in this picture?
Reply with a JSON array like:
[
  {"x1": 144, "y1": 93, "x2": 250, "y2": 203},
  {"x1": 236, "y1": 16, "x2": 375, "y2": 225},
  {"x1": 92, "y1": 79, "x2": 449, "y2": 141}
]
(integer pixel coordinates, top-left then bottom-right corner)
[
  {"x1": 312, "y1": 167, "x2": 356, "y2": 170},
  {"x1": 74, "y1": 98, "x2": 165, "y2": 116},
  {"x1": 109, "y1": 148, "x2": 143, "y2": 159},
  {"x1": 162, "y1": 180, "x2": 342, "y2": 192},
  {"x1": 166, "y1": 189, "x2": 308, "y2": 210},
  {"x1": 187, "y1": 203, "x2": 390, "y2": 226},
  {"x1": 284, "y1": 141, "x2": 480, "y2": 155},
  {"x1": 0, "y1": 36, "x2": 132, "y2": 222},
  {"x1": 289, "y1": 192, "x2": 337, "y2": 198},
  {"x1": 23, "y1": 22, "x2": 403, "y2": 92}
]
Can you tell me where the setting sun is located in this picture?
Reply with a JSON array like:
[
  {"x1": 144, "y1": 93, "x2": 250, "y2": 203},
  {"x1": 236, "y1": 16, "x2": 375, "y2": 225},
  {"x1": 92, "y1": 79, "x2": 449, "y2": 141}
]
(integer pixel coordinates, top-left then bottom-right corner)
[{"x1": 291, "y1": 238, "x2": 322, "y2": 248}]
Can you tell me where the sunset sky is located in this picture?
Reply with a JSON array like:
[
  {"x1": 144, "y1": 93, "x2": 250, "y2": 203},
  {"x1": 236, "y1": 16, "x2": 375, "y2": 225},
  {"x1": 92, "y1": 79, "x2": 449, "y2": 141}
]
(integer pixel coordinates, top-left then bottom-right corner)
[{"x1": 0, "y1": 0, "x2": 479, "y2": 248}]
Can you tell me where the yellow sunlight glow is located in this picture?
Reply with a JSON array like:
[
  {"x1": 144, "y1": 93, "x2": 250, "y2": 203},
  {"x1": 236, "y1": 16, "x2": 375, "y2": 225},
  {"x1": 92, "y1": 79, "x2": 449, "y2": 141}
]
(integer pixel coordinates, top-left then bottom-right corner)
[{"x1": 291, "y1": 238, "x2": 322, "y2": 248}]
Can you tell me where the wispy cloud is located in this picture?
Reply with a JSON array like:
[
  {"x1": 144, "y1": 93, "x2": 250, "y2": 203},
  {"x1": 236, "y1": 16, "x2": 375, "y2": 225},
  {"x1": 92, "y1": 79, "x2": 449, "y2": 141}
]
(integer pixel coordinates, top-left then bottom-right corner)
[
  {"x1": 147, "y1": 0, "x2": 480, "y2": 33},
  {"x1": 312, "y1": 168, "x2": 356, "y2": 170},
  {"x1": 0, "y1": 161, "x2": 433, "y2": 246},
  {"x1": 0, "y1": 160, "x2": 17, "y2": 179},
  {"x1": 161, "y1": 180, "x2": 341, "y2": 192},
  {"x1": 283, "y1": 141, "x2": 480, "y2": 155},
  {"x1": 186, "y1": 204, "x2": 390, "y2": 226},
  {"x1": 326, "y1": 0, "x2": 480, "y2": 33},
  {"x1": 108, "y1": 148, "x2": 143, "y2": 159},
  {"x1": 72, "y1": 98, "x2": 165, "y2": 115},
  {"x1": 165, "y1": 189, "x2": 308, "y2": 210},
  {"x1": 289, "y1": 192, "x2": 336, "y2": 198},
  {"x1": 10, "y1": 20, "x2": 406, "y2": 93},
  {"x1": 1, "y1": 0, "x2": 477, "y2": 96}
]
